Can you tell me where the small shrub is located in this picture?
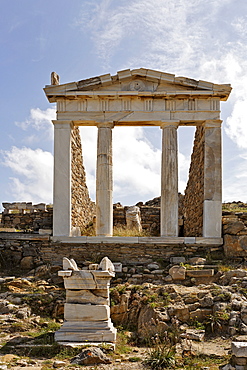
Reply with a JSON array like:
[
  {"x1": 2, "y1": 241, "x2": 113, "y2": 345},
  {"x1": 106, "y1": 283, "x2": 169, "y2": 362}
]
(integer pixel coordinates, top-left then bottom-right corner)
[{"x1": 144, "y1": 343, "x2": 176, "y2": 369}]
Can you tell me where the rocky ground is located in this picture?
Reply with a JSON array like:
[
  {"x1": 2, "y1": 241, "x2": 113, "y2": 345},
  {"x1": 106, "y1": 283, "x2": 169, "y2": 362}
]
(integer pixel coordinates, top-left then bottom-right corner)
[{"x1": 2, "y1": 262, "x2": 247, "y2": 369}]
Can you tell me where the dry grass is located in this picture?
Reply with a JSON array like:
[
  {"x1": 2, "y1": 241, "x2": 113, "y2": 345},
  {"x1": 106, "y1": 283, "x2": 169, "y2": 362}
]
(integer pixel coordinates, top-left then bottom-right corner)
[{"x1": 81, "y1": 225, "x2": 151, "y2": 237}]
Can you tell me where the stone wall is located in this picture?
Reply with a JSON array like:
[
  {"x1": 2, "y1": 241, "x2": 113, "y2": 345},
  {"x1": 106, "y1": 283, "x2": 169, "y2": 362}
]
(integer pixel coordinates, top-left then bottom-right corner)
[
  {"x1": 0, "y1": 203, "x2": 52, "y2": 232},
  {"x1": 0, "y1": 233, "x2": 223, "y2": 274},
  {"x1": 222, "y1": 211, "x2": 247, "y2": 257},
  {"x1": 114, "y1": 195, "x2": 184, "y2": 236},
  {"x1": 113, "y1": 205, "x2": 160, "y2": 235},
  {"x1": 183, "y1": 126, "x2": 205, "y2": 237},
  {"x1": 71, "y1": 127, "x2": 96, "y2": 230}
]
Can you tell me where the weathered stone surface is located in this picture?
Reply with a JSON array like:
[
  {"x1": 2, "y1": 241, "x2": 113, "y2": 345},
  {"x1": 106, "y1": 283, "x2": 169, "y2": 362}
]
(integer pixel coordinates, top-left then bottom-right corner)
[
  {"x1": 169, "y1": 265, "x2": 186, "y2": 280},
  {"x1": 168, "y1": 305, "x2": 189, "y2": 322},
  {"x1": 71, "y1": 127, "x2": 96, "y2": 232},
  {"x1": 180, "y1": 328, "x2": 205, "y2": 341},
  {"x1": 186, "y1": 269, "x2": 214, "y2": 278},
  {"x1": 66, "y1": 289, "x2": 109, "y2": 305},
  {"x1": 160, "y1": 123, "x2": 178, "y2": 237},
  {"x1": 224, "y1": 235, "x2": 247, "y2": 257},
  {"x1": 183, "y1": 126, "x2": 204, "y2": 237},
  {"x1": 170, "y1": 256, "x2": 186, "y2": 264},
  {"x1": 189, "y1": 308, "x2": 212, "y2": 321},
  {"x1": 71, "y1": 347, "x2": 111, "y2": 365},
  {"x1": 223, "y1": 219, "x2": 245, "y2": 235},
  {"x1": 232, "y1": 342, "x2": 247, "y2": 358},
  {"x1": 126, "y1": 206, "x2": 142, "y2": 232},
  {"x1": 20, "y1": 256, "x2": 34, "y2": 270}
]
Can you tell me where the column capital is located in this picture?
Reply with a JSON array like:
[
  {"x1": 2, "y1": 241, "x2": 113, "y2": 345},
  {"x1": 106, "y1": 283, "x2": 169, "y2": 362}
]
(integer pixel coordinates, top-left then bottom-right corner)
[
  {"x1": 203, "y1": 119, "x2": 222, "y2": 128},
  {"x1": 97, "y1": 122, "x2": 114, "y2": 129},
  {"x1": 52, "y1": 120, "x2": 74, "y2": 129},
  {"x1": 160, "y1": 120, "x2": 179, "y2": 129}
]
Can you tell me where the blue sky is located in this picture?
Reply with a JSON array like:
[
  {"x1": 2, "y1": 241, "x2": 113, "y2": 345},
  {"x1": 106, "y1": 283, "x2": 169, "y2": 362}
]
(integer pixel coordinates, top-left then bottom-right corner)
[{"x1": 1, "y1": 0, "x2": 247, "y2": 210}]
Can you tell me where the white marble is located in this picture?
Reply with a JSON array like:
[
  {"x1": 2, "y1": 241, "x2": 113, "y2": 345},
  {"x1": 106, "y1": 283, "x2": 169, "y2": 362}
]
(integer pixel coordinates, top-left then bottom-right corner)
[
  {"x1": 203, "y1": 200, "x2": 222, "y2": 237},
  {"x1": 64, "y1": 303, "x2": 110, "y2": 321},
  {"x1": 53, "y1": 121, "x2": 72, "y2": 236},
  {"x1": 203, "y1": 120, "x2": 222, "y2": 237},
  {"x1": 160, "y1": 122, "x2": 179, "y2": 237},
  {"x1": 96, "y1": 124, "x2": 114, "y2": 236}
]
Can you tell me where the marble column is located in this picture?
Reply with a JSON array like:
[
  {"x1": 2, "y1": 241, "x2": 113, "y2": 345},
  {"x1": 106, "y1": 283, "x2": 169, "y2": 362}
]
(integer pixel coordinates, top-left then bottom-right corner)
[
  {"x1": 96, "y1": 123, "x2": 114, "y2": 236},
  {"x1": 52, "y1": 120, "x2": 73, "y2": 236},
  {"x1": 203, "y1": 120, "x2": 222, "y2": 237},
  {"x1": 160, "y1": 122, "x2": 179, "y2": 237}
]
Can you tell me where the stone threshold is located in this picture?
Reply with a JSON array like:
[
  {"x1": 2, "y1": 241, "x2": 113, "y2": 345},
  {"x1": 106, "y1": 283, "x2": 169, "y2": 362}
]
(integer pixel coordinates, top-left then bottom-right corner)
[{"x1": 52, "y1": 236, "x2": 223, "y2": 246}]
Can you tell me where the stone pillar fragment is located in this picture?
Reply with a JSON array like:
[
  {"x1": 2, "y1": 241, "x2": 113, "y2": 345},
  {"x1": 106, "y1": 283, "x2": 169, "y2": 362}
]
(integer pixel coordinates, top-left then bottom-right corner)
[
  {"x1": 203, "y1": 120, "x2": 222, "y2": 237},
  {"x1": 160, "y1": 122, "x2": 179, "y2": 237},
  {"x1": 96, "y1": 123, "x2": 114, "y2": 236},
  {"x1": 53, "y1": 121, "x2": 72, "y2": 236}
]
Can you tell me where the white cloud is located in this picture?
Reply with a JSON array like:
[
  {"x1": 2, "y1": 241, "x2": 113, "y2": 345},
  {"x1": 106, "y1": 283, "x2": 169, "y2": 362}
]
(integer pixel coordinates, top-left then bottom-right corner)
[
  {"x1": 15, "y1": 107, "x2": 55, "y2": 141},
  {"x1": 80, "y1": 126, "x2": 190, "y2": 205},
  {"x1": 1, "y1": 146, "x2": 53, "y2": 204}
]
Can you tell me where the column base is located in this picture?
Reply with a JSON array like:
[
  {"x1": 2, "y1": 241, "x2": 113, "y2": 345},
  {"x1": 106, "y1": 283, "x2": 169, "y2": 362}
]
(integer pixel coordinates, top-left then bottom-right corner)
[{"x1": 55, "y1": 320, "x2": 117, "y2": 342}]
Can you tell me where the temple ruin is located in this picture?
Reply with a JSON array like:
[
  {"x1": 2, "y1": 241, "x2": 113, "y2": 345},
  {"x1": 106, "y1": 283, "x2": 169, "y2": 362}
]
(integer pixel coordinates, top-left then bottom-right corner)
[{"x1": 44, "y1": 68, "x2": 231, "y2": 244}]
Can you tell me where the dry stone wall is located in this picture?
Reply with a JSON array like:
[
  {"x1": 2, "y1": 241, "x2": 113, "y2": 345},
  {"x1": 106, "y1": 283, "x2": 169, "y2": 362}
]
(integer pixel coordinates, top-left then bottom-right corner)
[
  {"x1": 0, "y1": 203, "x2": 52, "y2": 232},
  {"x1": 222, "y1": 211, "x2": 247, "y2": 257},
  {"x1": 71, "y1": 127, "x2": 96, "y2": 230},
  {"x1": 114, "y1": 195, "x2": 184, "y2": 236},
  {"x1": 183, "y1": 126, "x2": 205, "y2": 236}
]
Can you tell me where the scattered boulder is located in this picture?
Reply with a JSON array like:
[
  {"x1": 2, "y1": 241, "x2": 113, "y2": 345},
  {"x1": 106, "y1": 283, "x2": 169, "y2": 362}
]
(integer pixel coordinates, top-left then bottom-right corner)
[
  {"x1": 169, "y1": 265, "x2": 186, "y2": 280},
  {"x1": 71, "y1": 347, "x2": 111, "y2": 365}
]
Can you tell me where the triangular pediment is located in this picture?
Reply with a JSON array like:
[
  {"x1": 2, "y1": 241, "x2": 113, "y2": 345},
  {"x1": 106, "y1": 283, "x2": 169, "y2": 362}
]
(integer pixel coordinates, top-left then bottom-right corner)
[{"x1": 44, "y1": 68, "x2": 231, "y2": 102}]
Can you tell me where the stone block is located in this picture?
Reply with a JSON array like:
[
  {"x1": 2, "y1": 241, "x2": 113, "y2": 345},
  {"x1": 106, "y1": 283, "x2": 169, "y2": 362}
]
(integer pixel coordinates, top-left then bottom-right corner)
[
  {"x1": 170, "y1": 257, "x2": 185, "y2": 264},
  {"x1": 231, "y1": 342, "x2": 247, "y2": 358},
  {"x1": 186, "y1": 269, "x2": 214, "y2": 278},
  {"x1": 169, "y1": 265, "x2": 186, "y2": 280},
  {"x1": 64, "y1": 303, "x2": 110, "y2": 321},
  {"x1": 66, "y1": 289, "x2": 109, "y2": 305}
]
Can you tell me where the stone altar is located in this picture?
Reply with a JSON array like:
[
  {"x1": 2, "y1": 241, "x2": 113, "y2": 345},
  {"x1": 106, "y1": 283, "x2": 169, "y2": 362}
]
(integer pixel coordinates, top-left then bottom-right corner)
[{"x1": 55, "y1": 257, "x2": 117, "y2": 344}]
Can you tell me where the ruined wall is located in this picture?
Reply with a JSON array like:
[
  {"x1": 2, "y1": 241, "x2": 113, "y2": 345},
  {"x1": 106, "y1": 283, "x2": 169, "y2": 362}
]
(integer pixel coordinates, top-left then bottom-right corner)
[
  {"x1": 71, "y1": 127, "x2": 96, "y2": 230},
  {"x1": 114, "y1": 195, "x2": 184, "y2": 236},
  {"x1": 222, "y1": 211, "x2": 247, "y2": 257},
  {"x1": 0, "y1": 203, "x2": 52, "y2": 232},
  {"x1": 183, "y1": 126, "x2": 205, "y2": 237},
  {"x1": 0, "y1": 233, "x2": 223, "y2": 272}
]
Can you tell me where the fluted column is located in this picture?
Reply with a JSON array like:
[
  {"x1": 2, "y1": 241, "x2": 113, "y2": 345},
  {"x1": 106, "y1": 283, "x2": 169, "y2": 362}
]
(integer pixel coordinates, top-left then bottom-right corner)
[
  {"x1": 160, "y1": 122, "x2": 179, "y2": 237},
  {"x1": 203, "y1": 120, "x2": 222, "y2": 237},
  {"x1": 53, "y1": 120, "x2": 73, "y2": 236},
  {"x1": 96, "y1": 123, "x2": 114, "y2": 236}
]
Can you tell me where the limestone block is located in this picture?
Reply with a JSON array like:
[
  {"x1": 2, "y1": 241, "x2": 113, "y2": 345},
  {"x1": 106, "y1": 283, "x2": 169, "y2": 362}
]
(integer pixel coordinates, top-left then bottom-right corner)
[
  {"x1": 189, "y1": 308, "x2": 212, "y2": 321},
  {"x1": 168, "y1": 305, "x2": 189, "y2": 322},
  {"x1": 64, "y1": 303, "x2": 110, "y2": 321},
  {"x1": 169, "y1": 265, "x2": 186, "y2": 280},
  {"x1": 63, "y1": 271, "x2": 97, "y2": 290},
  {"x1": 66, "y1": 289, "x2": 109, "y2": 305},
  {"x1": 223, "y1": 235, "x2": 247, "y2": 257},
  {"x1": 170, "y1": 257, "x2": 186, "y2": 264},
  {"x1": 186, "y1": 269, "x2": 214, "y2": 278},
  {"x1": 180, "y1": 328, "x2": 205, "y2": 341},
  {"x1": 223, "y1": 220, "x2": 245, "y2": 235},
  {"x1": 232, "y1": 342, "x2": 247, "y2": 358}
]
